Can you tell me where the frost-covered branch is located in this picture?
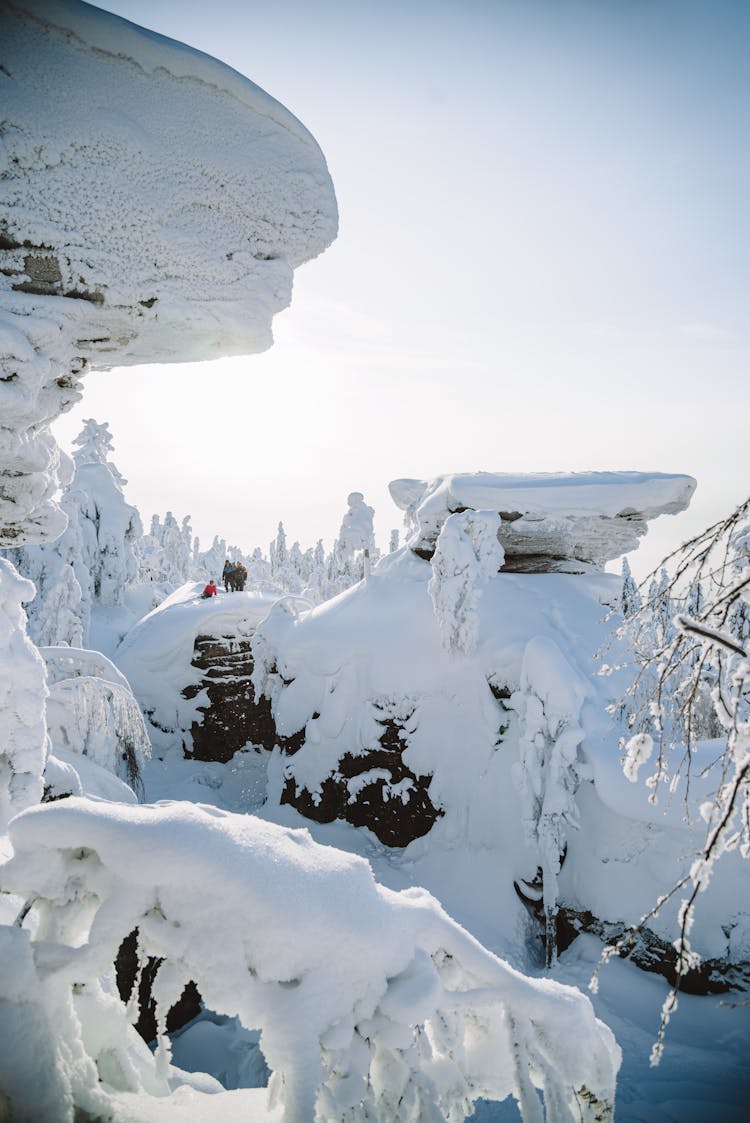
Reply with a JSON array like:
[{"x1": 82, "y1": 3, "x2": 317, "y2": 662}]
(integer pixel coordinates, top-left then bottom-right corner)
[
  {"x1": 0, "y1": 799, "x2": 620, "y2": 1123},
  {"x1": 600, "y1": 496, "x2": 750, "y2": 1057}
]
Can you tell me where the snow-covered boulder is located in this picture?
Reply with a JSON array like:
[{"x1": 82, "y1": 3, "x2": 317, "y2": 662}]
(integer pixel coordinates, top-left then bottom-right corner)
[
  {"x1": 0, "y1": 0, "x2": 337, "y2": 545},
  {"x1": 117, "y1": 583, "x2": 277, "y2": 761},
  {"x1": 390, "y1": 471, "x2": 697, "y2": 570}
]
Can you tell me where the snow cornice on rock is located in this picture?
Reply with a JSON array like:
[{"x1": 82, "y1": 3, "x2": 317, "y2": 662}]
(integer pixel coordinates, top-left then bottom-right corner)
[
  {"x1": 0, "y1": 0, "x2": 338, "y2": 544},
  {"x1": 390, "y1": 471, "x2": 697, "y2": 571}
]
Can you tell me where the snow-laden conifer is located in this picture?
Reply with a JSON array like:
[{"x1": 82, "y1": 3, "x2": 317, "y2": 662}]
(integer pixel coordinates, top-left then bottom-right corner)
[{"x1": 428, "y1": 509, "x2": 504, "y2": 655}]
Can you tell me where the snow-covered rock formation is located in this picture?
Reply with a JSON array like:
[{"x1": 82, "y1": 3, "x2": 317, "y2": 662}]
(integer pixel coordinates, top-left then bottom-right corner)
[
  {"x1": 245, "y1": 472, "x2": 750, "y2": 988},
  {"x1": 116, "y1": 583, "x2": 278, "y2": 761},
  {"x1": 0, "y1": 0, "x2": 337, "y2": 544},
  {"x1": 390, "y1": 472, "x2": 697, "y2": 571},
  {"x1": 0, "y1": 0, "x2": 336, "y2": 823}
]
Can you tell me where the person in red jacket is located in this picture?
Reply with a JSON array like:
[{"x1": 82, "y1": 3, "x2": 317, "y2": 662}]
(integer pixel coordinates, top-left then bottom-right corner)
[{"x1": 201, "y1": 579, "x2": 218, "y2": 599}]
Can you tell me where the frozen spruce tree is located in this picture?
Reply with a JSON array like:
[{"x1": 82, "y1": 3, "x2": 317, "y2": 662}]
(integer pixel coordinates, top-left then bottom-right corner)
[
  {"x1": 620, "y1": 556, "x2": 641, "y2": 617},
  {"x1": 194, "y1": 534, "x2": 228, "y2": 583},
  {"x1": 0, "y1": 559, "x2": 49, "y2": 830},
  {"x1": 70, "y1": 420, "x2": 142, "y2": 618},
  {"x1": 511, "y1": 636, "x2": 588, "y2": 968},
  {"x1": 3, "y1": 461, "x2": 86, "y2": 648},
  {"x1": 330, "y1": 491, "x2": 377, "y2": 588},
  {"x1": 270, "y1": 520, "x2": 288, "y2": 578},
  {"x1": 428, "y1": 509, "x2": 504, "y2": 655}
]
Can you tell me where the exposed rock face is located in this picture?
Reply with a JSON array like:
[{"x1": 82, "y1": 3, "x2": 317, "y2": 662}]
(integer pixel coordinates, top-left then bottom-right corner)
[
  {"x1": 389, "y1": 471, "x2": 697, "y2": 572},
  {"x1": 116, "y1": 586, "x2": 278, "y2": 760},
  {"x1": 279, "y1": 709, "x2": 444, "y2": 848},
  {"x1": 515, "y1": 872, "x2": 750, "y2": 995},
  {"x1": 184, "y1": 633, "x2": 275, "y2": 763},
  {"x1": 0, "y1": 0, "x2": 337, "y2": 545}
]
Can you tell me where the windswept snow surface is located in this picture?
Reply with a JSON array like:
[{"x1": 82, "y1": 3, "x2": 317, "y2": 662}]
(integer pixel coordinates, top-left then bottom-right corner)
[
  {"x1": 0, "y1": 798, "x2": 619, "y2": 1123},
  {"x1": 389, "y1": 472, "x2": 697, "y2": 566}
]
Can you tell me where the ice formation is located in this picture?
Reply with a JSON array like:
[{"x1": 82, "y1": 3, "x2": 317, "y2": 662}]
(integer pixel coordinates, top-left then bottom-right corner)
[
  {"x1": 390, "y1": 471, "x2": 697, "y2": 570},
  {"x1": 0, "y1": 0, "x2": 337, "y2": 543},
  {"x1": 0, "y1": 798, "x2": 620, "y2": 1123}
]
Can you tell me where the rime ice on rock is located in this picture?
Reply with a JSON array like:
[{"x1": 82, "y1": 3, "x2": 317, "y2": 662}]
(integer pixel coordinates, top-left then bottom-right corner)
[{"x1": 390, "y1": 471, "x2": 697, "y2": 571}]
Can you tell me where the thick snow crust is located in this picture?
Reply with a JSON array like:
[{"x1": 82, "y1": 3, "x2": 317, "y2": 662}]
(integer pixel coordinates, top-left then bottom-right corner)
[
  {"x1": 389, "y1": 472, "x2": 697, "y2": 568},
  {"x1": 0, "y1": 798, "x2": 619, "y2": 1123},
  {"x1": 0, "y1": 0, "x2": 337, "y2": 544}
]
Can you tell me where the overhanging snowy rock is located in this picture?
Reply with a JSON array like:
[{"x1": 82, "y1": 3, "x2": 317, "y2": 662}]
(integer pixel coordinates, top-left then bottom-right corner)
[
  {"x1": 390, "y1": 471, "x2": 697, "y2": 571},
  {"x1": 0, "y1": 0, "x2": 337, "y2": 544}
]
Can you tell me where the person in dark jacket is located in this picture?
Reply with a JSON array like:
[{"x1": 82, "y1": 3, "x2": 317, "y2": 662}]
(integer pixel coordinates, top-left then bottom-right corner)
[{"x1": 222, "y1": 559, "x2": 234, "y2": 592}]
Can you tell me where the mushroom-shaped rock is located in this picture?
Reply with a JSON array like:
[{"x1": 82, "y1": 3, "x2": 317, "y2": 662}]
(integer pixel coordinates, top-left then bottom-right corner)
[
  {"x1": 389, "y1": 471, "x2": 697, "y2": 571},
  {"x1": 0, "y1": 0, "x2": 337, "y2": 544}
]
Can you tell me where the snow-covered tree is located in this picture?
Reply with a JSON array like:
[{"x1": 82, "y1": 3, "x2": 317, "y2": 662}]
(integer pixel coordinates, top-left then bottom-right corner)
[
  {"x1": 428, "y1": 509, "x2": 504, "y2": 655},
  {"x1": 3, "y1": 486, "x2": 86, "y2": 648},
  {"x1": 620, "y1": 556, "x2": 641, "y2": 618},
  {"x1": 603, "y1": 496, "x2": 750, "y2": 1061},
  {"x1": 0, "y1": 559, "x2": 48, "y2": 830},
  {"x1": 194, "y1": 534, "x2": 228, "y2": 583},
  {"x1": 270, "y1": 521, "x2": 288, "y2": 578},
  {"x1": 511, "y1": 636, "x2": 587, "y2": 967},
  {"x1": 3, "y1": 420, "x2": 141, "y2": 645},
  {"x1": 70, "y1": 419, "x2": 142, "y2": 612},
  {"x1": 0, "y1": 799, "x2": 619, "y2": 1123}
]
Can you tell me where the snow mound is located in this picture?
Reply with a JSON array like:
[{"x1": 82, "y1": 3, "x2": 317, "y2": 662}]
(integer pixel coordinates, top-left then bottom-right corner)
[
  {"x1": 0, "y1": 0, "x2": 337, "y2": 543},
  {"x1": 389, "y1": 471, "x2": 697, "y2": 569},
  {"x1": 1, "y1": 798, "x2": 620, "y2": 1123},
  {"x1": 117, "y1": 584, "x2": 276, "y2": 755}
]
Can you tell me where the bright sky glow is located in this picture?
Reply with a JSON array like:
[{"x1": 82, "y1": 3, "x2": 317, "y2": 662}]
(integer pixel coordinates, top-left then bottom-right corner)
[{"x1": 53, "y1": 0, "x2": 750, "y2": 576}]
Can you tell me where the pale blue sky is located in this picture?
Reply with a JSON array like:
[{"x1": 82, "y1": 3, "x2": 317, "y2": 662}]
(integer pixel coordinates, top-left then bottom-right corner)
[{"x1": 55, "y1": 0, "x2": 750, "y2": 574}]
